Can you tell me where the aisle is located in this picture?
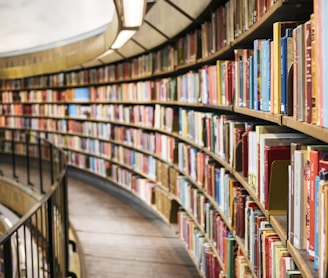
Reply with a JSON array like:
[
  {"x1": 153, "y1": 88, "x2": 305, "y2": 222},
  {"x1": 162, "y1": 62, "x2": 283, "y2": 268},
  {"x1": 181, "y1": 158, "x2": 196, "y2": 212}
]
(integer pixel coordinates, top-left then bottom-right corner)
[{"x1": 68, "y1": 172, "x2": 201, "y2": 278}]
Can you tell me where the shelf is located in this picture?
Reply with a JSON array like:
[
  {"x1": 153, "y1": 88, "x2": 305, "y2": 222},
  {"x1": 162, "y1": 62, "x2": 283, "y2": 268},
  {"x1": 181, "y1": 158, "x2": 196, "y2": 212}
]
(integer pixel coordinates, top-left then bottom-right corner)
[
  {"x1": 269, "y1": 214, "x2": 288, "y2": 244},
  {"x1": 283, "y1": 116, "x2": 328, "y2": 144},
  {"x1": 233, "y1": 107, "x2": 282, "y2": 125}
]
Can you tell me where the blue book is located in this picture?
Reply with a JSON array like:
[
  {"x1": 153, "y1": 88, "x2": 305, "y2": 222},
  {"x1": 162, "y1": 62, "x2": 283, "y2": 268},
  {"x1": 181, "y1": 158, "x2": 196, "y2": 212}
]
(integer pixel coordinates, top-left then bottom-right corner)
[
  {"x1": 260, "y1": 39, "x2": 271, "y2": 112},
  {"x1": 280, "y1": 28, "x2": 294, "y2": 114},
  {"x1": 74, "y1": 87, "x2": 89, "y2": 101},
  {"x1": 68, "y1": 104, "x2": 77, "y2": 117},
  {"x1": 214, "y1": 168, "x2": 221, "y2": 204}
]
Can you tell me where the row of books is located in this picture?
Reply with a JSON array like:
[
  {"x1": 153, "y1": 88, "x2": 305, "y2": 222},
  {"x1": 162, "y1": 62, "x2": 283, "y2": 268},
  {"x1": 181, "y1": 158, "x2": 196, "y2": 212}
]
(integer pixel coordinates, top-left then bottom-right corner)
[
  {"x1": 4, "y1": 103, "x2": 328, "y2": 276},
  {"x1": 176, "y1": 171, "x2": 303, "y2": 277},
  {"x1": 67, "y1": 104, "x2": 154, "y2": 128},
  {"x1": 67, "y1": 150, "x2": 156, "y2": 204},
  {"x1": 65, "y1": 138, "x2": 157, "y2": 180},
  {"x1": 1, "y1": 104, "x2": 67, "y2": 117},
  {"x1": 1, "y1": 89, "x2": 65, "y2": 103},
  {"x1": 0, "y1": 72, "x2": 65, "y2": 90},
  {"x1": 177, "y1": 210, "x2": 224, "y2": 277}
]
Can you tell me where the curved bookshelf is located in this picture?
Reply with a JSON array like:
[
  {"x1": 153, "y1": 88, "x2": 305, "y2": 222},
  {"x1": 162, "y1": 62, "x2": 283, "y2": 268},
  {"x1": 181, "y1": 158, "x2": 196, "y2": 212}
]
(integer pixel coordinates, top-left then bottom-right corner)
[{"x1": 0, "y1": 0, "x2": 321, "y2": 277}]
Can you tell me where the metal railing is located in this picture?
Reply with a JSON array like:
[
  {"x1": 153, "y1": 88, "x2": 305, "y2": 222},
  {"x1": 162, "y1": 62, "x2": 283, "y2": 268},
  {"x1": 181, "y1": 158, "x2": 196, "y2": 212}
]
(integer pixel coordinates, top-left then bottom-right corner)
[{"x1": 0, "y1": 129, "x2": 70, "y2": 278}]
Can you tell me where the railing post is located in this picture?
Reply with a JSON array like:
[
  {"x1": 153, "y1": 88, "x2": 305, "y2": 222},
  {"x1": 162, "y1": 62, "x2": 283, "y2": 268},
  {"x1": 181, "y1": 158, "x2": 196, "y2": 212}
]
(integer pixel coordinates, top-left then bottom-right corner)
[
  {"x1": 11, "y1": 130, "x2": 18, "y2": 181},
  {"x1": 47, "y1": 197, "x2": 55, "y2": 278},
  {"x1": 63, "y1": 174, "x2": 70, "y2": 275},
  {"x1": 25, "y1": 132, "x2": 33, "y2": 186},
  {"x1": 38, "y1": 137, "x2": 44, "y2": 194},
  {"x1": 50, "y1": 144, "x2": 54, "y2": 184},
  {"x1": 3, "y1": 238, "x2": 13, "y2": 278}
]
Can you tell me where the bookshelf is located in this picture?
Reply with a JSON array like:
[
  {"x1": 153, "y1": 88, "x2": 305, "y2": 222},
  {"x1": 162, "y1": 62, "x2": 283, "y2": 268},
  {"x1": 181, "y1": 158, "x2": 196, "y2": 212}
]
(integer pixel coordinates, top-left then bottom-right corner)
[{"x1": 0, "y1": 0, "x2": 325, "y2": 277}]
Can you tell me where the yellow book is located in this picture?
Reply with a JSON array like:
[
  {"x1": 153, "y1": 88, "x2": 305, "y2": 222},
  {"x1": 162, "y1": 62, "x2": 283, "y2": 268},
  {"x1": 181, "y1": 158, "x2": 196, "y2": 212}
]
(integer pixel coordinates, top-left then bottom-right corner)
[
  {"x1": 274, "y1": 246, "x2": 289, "y2": 278},
  {"x1": 216, "y1": 60, "x2": 223, "y2": 105},
  {"x1": 273, "y1": 21, "x2": 299, "y2": 114}
]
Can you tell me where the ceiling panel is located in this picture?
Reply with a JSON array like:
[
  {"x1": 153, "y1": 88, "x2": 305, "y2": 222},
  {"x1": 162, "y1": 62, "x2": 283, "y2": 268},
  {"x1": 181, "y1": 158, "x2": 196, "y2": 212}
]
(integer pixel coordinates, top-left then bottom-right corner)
[
  {"x1": 132, "y1": 23, "x2": 168, "y2": 50},
  {"x1": 115, "y1": 40, "x2": 145, "y2": 59},
  {"x1": 144, "y1": 0, "x2": 192, "y2": 39},
  {"x1": 169, "y1": 0, "x2": 212, "y2": 19}
]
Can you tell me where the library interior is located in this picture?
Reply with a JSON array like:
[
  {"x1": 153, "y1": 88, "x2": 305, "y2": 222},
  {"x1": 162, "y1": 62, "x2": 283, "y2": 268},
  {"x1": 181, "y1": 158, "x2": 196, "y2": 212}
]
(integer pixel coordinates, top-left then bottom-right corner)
[{"x1": 0, "y1": 0, "x2": 326, "y2": 277}]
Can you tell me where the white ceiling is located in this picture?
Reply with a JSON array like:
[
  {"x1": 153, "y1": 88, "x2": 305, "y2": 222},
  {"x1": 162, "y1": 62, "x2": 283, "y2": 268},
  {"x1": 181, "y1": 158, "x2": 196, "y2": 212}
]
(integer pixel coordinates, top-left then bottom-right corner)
[{"x1": 0, "y1": 0, "x2": 115, "y2": 55}]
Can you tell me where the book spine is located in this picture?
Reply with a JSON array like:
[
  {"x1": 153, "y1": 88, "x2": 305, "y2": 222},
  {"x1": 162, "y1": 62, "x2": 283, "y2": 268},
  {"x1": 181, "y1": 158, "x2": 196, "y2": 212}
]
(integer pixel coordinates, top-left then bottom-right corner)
[
  {"x1": 322, "y1": 0, "x2": 328, "y2": 128},
  {"x1": 253, "y1": 39, "x2": 262, "y2": 110},
  {"x1": 311, "y1": 13, "x2": 318, "y2": 125},
  {"x1": 260, "y1": 39, "x2": 271, "y2": 112}
]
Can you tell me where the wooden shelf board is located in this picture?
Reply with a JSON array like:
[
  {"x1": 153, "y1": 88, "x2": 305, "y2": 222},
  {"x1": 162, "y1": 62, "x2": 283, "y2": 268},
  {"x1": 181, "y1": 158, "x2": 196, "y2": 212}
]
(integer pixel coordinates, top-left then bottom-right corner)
[
  {"x1": 283, "y1": 116, "x2": 328, "y2": 144},
  {"x1": 287, "y1": 240, "x2": 318, "y2": 278},
  {"x1": 269, "y1": 214, "x2": 288, "y2": 244},
  {"x1": 233, "y1": 107, "x2": 282, "y2": 125}
]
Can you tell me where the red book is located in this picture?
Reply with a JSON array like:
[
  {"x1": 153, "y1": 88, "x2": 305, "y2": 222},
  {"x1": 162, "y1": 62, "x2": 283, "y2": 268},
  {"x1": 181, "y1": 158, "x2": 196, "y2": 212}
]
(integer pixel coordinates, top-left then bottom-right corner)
[
  {"x1": 264, "y1": 145, "x2": 291, "y2": 209},
  {"x1": 265, "y1": 234, "x2": 280, "y2": 278},
  {"x1": 224, "y1": 61, "x2": 234, "y2": 105}
]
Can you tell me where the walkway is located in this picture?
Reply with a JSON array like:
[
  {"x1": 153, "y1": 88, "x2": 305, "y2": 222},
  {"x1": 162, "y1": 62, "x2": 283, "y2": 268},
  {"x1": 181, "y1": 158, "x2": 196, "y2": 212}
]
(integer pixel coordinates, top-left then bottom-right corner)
[{"x1": 68, "y1": 168, "x2": 201, "y2": 278}]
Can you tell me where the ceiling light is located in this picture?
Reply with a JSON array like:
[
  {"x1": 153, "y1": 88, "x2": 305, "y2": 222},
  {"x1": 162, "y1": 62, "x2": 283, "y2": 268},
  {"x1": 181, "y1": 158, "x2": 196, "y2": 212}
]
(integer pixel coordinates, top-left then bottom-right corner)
[
  {"x1": 122, "y1": 0, "x2": 145, "y2": 27},
  {"x1": 111, "y1": 29, "x2": 136, "y2": 49}
]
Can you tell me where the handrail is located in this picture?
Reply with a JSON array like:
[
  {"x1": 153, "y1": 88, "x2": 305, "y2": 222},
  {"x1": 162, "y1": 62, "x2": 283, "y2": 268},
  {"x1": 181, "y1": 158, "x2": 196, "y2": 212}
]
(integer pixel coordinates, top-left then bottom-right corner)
[{"x1": 0, "y1": 129, "x2": 69, "y2": 278}]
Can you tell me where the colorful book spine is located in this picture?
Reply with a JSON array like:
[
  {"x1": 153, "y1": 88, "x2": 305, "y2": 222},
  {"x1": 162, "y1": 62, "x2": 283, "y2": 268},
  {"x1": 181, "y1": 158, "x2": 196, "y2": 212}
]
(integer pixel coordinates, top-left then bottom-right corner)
[
  {"x1": 260, "y1": 39, "x2": 271, "y2": 112},
  {"x1": 280, "y1": 28, "x2": 294, "y2": 114},
  {"x1": 253, "y1": 39, "x2": 264, "y2": 110}
]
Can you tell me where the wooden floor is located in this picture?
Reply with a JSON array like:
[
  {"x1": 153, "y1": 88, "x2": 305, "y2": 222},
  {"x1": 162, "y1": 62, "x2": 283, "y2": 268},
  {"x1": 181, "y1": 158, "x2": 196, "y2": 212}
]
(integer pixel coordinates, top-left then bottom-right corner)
[{"x1": 68, "y1": 169, "x2": 201, "y2": 278}]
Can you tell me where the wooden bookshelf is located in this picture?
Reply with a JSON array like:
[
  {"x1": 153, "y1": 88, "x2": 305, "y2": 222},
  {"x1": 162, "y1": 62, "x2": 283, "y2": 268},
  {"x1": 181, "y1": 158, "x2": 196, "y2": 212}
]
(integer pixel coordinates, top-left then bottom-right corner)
[{"x1": 0, "y1": 0, "x2": 323, "y2": 277}]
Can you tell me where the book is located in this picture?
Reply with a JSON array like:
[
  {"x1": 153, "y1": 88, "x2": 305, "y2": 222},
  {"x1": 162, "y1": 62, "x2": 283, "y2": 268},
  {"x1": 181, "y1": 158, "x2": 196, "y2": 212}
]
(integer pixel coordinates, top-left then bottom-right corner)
[
  {"x1": 293, "y1": 23, "x2": 305, "y2": 121},
  {"x1": 253, "y1": 39, "x2": 266, "y2": 110},
  {"x1": 320, "y1": 0, "x2": 328, "y2": 128},
  {"x1": 280, "y1": 28, "x2": 294, "y2": 114},
  {"x1": 223, "y1": 236, "x2": 237, "y2": 277},
  {"x1": 304, "y1": 19, "x2": 312, "y2": 123},
  {"x1": 273, "y1": 21, "x2": 299, "y2": 114},
  {"x1": 289, "y1": 142, "x2": 309, "y2": 245},
  {"x1": 311, "y1": 13, "x2": 318, "y2": 125},
  {"x1": 261, "y1": 229, "x2": 277, "y2": 277},
  {"x1": 243, "y1": 49, "x2": 253, "y2": 108},
  {"x1": 234, "y1": 48, "x2": 244, "y2": 107},
  {"x1": 260, "y1": 39, "x2": 271, "y2": 112},
  {"x1": 307, "y1": 146, "x2": 328, "y2": 260},
  {"x1": 318, "y1": 170, "x2": 328, "y2": 277},
  {"x1": 293, "y1": 149, "x2": 308, "y2": 250},
  {"x1": 280, "y1": 256, "x2": 296, "y2": 278}
]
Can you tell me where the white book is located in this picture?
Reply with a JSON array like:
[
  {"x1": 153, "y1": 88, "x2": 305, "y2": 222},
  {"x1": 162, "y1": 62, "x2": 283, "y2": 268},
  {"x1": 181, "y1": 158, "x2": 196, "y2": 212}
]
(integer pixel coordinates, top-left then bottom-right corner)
[
  {"x1": 248, "y1": 130, "x2": 256, "y2": 191},
  {"x1": 293, "y1": 149, "x2": 308, "y2": 249}
]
